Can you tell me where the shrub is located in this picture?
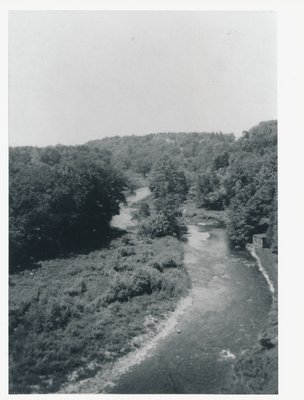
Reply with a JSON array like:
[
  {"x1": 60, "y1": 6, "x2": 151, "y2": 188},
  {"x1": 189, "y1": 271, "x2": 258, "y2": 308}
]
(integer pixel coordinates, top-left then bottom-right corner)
[
  {"x1": 64, "y1": 280, "x2": 87, "y2": 296},
  {"x1": 138, "y1": 213, "x2": 187, "y2": 239},
  {"x1": 160, "y1": 269, "x2": 189, "y2": 298},
  {"x1": 121, "y1": 235, "x2": 134, "y2": 245},
  {"x1": 9, "y1": 231, "x2": 189, "y2": 393},
  {"x1": 118, "y1": 246, "x2": 136, "y2": 257},
  {"x1": 149, "y1": 253, "x2": 181, "y2": 272},
  {"x1": 103, "y1": 267, "x2": 163, "y2": 304}
]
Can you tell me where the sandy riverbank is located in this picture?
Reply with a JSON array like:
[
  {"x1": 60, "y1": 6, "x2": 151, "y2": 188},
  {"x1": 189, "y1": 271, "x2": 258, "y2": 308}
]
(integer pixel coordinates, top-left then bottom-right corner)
[
  {"x1": 59, "y1": 218, "x2": 277, "y2": 394},
  {"x1": 59, "y1": 295, "x2": 193, "y2": 393}
]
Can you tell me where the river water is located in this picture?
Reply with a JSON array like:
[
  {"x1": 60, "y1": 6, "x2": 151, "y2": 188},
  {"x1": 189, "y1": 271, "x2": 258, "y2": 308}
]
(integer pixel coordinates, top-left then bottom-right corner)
[
  {"x1": 111, "y1": 187, "x2": 151, "y2": 231},
  {"x1": 107, "y1": 189, "x2": 272, "y2": 394}
]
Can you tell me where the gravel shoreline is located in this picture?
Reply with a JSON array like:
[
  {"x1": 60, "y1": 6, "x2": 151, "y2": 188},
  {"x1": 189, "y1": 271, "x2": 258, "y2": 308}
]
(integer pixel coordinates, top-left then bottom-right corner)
[{"x1": 58, "y1": 295, "x2": 193, "y2": 393}]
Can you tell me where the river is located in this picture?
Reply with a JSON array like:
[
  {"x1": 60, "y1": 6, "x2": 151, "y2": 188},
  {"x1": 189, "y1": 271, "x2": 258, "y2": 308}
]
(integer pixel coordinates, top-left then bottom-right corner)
[
  {"x1": 107, "y1": 188, "x2": 273, "y2": 394},
  {"x1": 110, "y1": 187, "x2": 151, "y2": 230}
]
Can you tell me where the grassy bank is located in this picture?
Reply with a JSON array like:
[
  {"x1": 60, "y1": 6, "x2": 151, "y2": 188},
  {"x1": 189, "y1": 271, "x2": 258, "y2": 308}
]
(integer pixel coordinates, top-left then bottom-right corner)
[
  {"x1": 233, "y1": 247, "x2": 278, "y2": 394},
  {"x1": 9, "y1": 233, "x2": 190, "y2": 393}
]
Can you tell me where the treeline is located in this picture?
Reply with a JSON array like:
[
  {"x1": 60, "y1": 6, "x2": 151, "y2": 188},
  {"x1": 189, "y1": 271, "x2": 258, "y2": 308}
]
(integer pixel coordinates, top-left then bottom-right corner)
[
  {"x1": 9, "y1": 121, "x2": 277, "y2": 273},
  {"x1": 87, "y1": 131, "x2": 235, "y2": 182},
  {"x1": 9, "y1": 145, "x2": 127, "y2": 272},
  {"x1": 88, "y1": 121, "x2": 277, "y2": 250},
  {"x1": 195, "y1": 121, "x2": 277, "y2": 249},
  {"x1": 9, "y1": 131, "x2": 236, "y2": 271}
]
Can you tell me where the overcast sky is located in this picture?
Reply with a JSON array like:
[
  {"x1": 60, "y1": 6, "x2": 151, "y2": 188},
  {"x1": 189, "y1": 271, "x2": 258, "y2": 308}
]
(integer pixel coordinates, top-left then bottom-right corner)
[{"x1": 9, "y1": 11, "x2": 276, "y2": 147}]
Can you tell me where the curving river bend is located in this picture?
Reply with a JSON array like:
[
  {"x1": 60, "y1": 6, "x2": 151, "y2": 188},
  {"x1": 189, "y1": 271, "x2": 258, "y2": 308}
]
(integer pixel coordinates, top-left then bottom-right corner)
[{"x1": 109, "y1": 188, "x2": 273, "y2": 394}]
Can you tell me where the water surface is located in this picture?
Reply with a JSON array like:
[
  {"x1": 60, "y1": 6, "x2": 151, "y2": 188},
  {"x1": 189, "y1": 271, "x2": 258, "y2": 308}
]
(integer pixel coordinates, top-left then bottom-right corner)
[
  {"x1": 111, "y1": 187, "x2": 150, "y2": 230},
  {"x1": 108, "y1": 223, "x2": 272, "y2": 394}
]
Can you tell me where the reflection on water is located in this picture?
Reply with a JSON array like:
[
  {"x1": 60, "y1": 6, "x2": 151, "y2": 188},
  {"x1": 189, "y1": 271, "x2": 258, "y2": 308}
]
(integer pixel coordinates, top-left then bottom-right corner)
[{"x1": 109, "y1": 222, "x2": 272, "y2": 394}]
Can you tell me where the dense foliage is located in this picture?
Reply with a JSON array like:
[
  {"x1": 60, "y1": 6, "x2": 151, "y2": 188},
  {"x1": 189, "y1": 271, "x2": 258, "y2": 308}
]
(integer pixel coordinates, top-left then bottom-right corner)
[
  {"x1": 149, "y1": 155, "x2": 188, "y2": 202},
  {"x1": 193, "y1": 121, "x2": 277, "y2": 248},
  {"x1": 137, "y1": 156, "x2": 188, "y2": 239},
  {"x1": 9, "y1": 145, "x2": 127, "y2": 272},
  {"x1": 9, "y1": 119, "x2": 277, "y2": 394},
  {"x1": 10, "y1": 121, "x2": 277, "y2": 272},
  {"x1": 87, "y1": 131, "x2": 236, "y2": 185},
  {"x1": 226, "y1": 121, "x2": 277, "y2": 249},
  {"x1": 94, "y1": 123, "x2": 277, "y2": 250},
  {"x1": 9, "y1": 234, "x2": 189, "y2": 393}
]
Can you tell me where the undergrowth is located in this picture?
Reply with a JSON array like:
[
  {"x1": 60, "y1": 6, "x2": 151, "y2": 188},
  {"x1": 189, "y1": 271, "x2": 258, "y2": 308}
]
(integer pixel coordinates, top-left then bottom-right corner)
[{"x1": 9, "y1": 234, "x2": 189, "y2": 393}]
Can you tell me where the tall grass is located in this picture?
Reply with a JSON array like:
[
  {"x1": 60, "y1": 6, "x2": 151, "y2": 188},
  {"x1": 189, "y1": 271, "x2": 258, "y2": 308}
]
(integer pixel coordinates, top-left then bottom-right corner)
[{"x1": 9, "y1": 234, "x2": 189, "y2": 393}]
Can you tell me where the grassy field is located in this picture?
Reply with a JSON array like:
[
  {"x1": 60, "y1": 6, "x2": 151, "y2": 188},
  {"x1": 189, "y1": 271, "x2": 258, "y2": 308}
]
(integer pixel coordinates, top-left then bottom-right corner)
[{"x1": 9, "y1": 233, "x2": 190, "y2": 393}]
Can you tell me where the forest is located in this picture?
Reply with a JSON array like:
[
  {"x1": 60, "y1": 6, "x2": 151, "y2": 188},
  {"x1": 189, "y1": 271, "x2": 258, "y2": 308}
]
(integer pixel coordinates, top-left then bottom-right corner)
[
  {"x1": 9, "y1": 120, "x2": 277, "y2": 393},
  {"x1": 89, "y1": 120, "x2": 277, "y2": 249},
  {"x1": 9, "y1": 146, "x2": 127, "y2": 272},
  {"x1": 10, "y1": 120, "x2": 277, "y2": 272}
]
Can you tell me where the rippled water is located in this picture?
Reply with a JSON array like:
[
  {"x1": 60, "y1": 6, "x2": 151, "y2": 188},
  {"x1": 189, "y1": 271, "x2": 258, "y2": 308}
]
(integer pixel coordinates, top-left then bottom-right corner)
[{"x1": 109, "y1": 223, "x2": 272, "y2": 394}]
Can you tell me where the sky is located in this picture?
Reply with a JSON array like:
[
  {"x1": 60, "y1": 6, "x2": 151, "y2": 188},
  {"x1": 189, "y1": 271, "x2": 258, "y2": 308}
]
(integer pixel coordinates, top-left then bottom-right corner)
[{"x1": 9, "y1": 11, "x2": 276, "y2": 147}]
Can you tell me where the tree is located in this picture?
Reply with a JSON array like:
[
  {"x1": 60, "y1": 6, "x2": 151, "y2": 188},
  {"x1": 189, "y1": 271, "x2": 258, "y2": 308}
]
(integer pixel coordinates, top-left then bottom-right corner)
[
  {"x1": 9, "y1": 146, "x2": 127, "y2": 271},
  {"x1": 225, "y1": 121, "x2": 277, "y2": 248},
  {"x1": 149, "y1": 155, "x2": 188, "y2": 204},
  {"x1": 196, "y1": 171, "x2": 226, "y2": 210},
  {"x1": 143, "y1": 155, "x2": 188, "y2": 239}
]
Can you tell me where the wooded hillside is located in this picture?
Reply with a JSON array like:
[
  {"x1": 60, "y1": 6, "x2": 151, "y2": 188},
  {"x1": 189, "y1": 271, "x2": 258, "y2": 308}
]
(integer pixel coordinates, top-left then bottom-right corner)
[{"x1": 9, "y1": 120, "x2": 277, "y2": 273}]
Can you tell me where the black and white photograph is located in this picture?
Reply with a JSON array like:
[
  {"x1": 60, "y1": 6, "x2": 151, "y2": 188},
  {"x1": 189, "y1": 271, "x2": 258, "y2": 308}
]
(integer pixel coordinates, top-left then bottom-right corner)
[{"x1": 3, "y1": 2, "x2": 302, "y2": 397}]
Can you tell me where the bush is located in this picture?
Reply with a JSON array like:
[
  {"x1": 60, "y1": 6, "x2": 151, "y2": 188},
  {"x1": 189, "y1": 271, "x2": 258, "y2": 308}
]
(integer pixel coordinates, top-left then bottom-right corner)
[
  {"x1": 64, "y1": 280, "x2": 87, "y2": 297},
  {"x1": 160, "y1": 269, "x2": 189, "y2": 298},
  {"x1": 121, "y1": 235, "x2": 135, "y2": 245},
  {"x1": 103, "y1": 267, "x2": 163, "y2": 304},
  {"x1": 149, "y1": 253, "x2": 181, "y2": 272},
  {"x1": 138, "y1": 213, "x2": 187, "y2": 239},
  {"x1": 9, "y1": 229, "x2": 189, "y2": 394},
  {"x1": 118, "y1": 246, "x2": 136, "y2": 257},
  {"x1": 138, "y1": 214, "x2": 170, "y2": 238}
]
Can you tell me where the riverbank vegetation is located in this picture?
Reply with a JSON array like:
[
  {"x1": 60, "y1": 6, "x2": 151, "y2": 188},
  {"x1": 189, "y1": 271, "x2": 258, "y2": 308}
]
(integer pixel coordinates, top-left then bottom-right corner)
[
  {"x1": 233, "y1": 248, "x2": 278, "y2": 393},
  {"x1": 9, "y1": 146, "x2": 128, "y2": 273},
  {"x1": 88, "y1": 120, "x2": 277, "y2": 250},
  {"x1": 138, "y1": 156, "x2": 188, "y2": 239},
  {"x1": 9, "y1": 233, "x2": 190, "y2": 393},
  {"x1": 9, "y1": 119, "x2": 277, "y2": 393},
  {"x1": 10, "y1": 120, "x2": 277, "y2": 273}
]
